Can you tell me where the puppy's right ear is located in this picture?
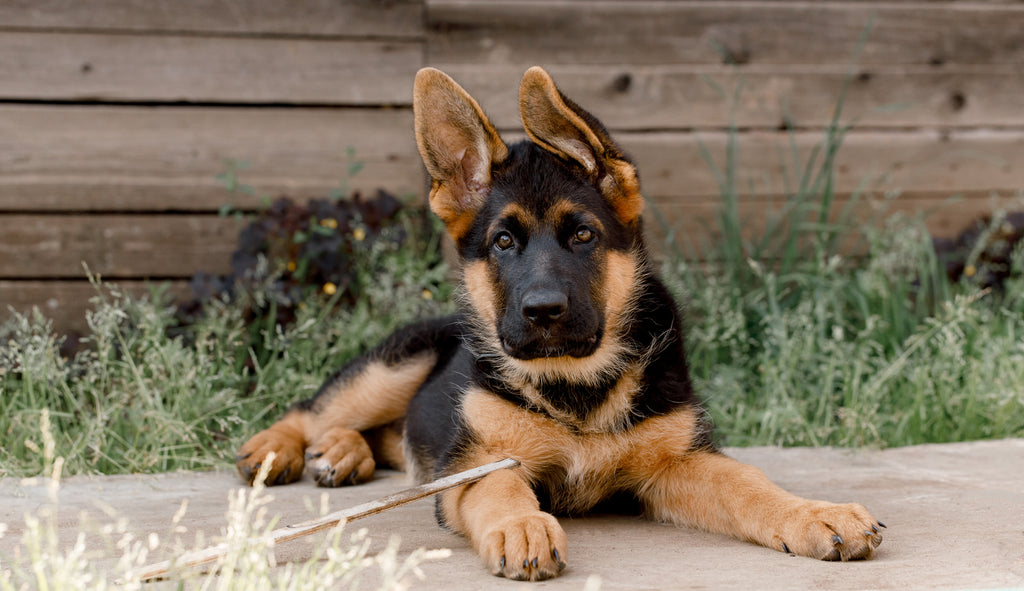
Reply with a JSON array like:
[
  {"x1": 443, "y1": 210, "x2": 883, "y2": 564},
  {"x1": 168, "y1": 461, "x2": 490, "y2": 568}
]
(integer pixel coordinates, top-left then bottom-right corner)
[{"x1": 414, "y1": 68, "x2": 508, "y2": 241}]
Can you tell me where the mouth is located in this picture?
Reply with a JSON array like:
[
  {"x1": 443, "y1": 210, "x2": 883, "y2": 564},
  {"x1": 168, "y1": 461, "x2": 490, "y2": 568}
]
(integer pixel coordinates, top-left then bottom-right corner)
[{"x1": 500, "y1": 332, "x2": 601, "y2": 360}]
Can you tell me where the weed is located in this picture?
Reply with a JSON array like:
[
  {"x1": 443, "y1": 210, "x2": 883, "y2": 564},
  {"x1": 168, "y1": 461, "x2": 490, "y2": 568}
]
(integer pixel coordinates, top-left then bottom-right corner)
[
  {"x1": 0, "y1": 211, "x2": 453, "y2": 478},
  {"x1": 0, "y1": 416, "x2": 448, "y2": 590}
]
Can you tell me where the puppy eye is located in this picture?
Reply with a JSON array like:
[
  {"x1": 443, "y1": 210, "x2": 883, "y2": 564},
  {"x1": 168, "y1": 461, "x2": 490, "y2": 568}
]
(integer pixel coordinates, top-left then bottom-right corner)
[
  {"x1": 494, "y1": 231, "x2": 514, "y2": 251},
  {"x1": 574, "y1": 226, "x2": 595, "y2": 244}
]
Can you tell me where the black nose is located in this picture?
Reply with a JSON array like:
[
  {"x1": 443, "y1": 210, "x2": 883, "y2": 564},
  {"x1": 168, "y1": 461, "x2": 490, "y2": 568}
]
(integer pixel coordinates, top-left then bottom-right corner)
[{"x1": 521, "y1": 289, "x2": 568, "y2": 324}]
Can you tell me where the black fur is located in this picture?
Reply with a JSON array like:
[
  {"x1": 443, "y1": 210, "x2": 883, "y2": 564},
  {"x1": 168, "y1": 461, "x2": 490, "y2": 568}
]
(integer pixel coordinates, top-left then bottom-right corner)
[{"x1": 401, "y1": 138, "x2": 712, "y2": 518}]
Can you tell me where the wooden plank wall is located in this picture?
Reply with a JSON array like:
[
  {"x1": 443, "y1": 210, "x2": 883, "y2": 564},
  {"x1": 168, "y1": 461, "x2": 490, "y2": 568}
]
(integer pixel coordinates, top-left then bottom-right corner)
[{"x1": 3, "y1": 1, "x2": 1023, "y2": 333}]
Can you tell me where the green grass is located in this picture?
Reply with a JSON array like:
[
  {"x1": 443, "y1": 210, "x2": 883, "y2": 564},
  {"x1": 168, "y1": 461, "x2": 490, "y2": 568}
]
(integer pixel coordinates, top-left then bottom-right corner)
[
  {"x1": 2, "y1": 75, "x2": 1024, "y2": 591},
  {"x1": 2, "y1": 83, "x2": 1024, "y2": 479},
  {"x1": 0, "y1": 216, "x2": 453, "y2": 478},
  {"x1": 657, "y1": 85, "x2": 1024, "y2": 447}
]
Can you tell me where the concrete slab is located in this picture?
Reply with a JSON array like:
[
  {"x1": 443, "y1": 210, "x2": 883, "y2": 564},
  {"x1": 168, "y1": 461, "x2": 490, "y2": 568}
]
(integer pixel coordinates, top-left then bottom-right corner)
[{"x1": 2, "y1": 440, "x2": 1023, "y2": 590}]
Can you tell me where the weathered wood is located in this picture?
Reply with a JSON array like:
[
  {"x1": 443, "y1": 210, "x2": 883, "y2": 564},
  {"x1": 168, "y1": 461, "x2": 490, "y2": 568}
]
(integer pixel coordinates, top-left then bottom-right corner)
[
  {"x1": 499, "y1": 128, "x2": 1024, "y2": 203},
  {"x1": 0, "y1": 0, "x2": 424, "y2": 38},
  {"x1": 427, "y1": 1, "x2": 1024, "y2": 66},
  {"x1": 0, "y1": 33, "x2": 420, "y2": 104},
  {"x1": 645, "y1": 194, "x2": 1013, "y2": 257},
  {"x1": 439, "y1": 64, "x2": 1024, "y2": 130},
  {"x1": 129, "y1": 458, "x2": 520, "y2": 582},
  {"x1": 0, "y1": 280, "x2": 191, "y2": 334},
  {"x1": 0, "y1": 105, "x2": 422, "y2": 211},
  {"x1": 0, "y1": 215, "x2": 239, "y2": 278},
  {"x1": 2, "y1": 104, "x2": 1021, "y2": 212}
]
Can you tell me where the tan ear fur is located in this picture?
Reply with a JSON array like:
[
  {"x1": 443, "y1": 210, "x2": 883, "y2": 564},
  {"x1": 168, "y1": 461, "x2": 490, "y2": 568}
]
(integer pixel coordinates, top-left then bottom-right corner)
[
  {"x1": 413, "y1": 67, "x2": 508, "y2": 241},
  {"x1": 518, "y1": 66, "x2": 643, "y2": 225}
]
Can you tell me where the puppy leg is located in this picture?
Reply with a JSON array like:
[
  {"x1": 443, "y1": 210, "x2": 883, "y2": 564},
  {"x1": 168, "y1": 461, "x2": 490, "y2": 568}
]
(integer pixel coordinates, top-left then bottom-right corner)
[
  {"x1": 236, "y1": 352, "x2": 435, "y2": 486},
  {"x1": 637, "y1": 449, "x2": 884, "y2": 560},
  {"x1": 235, "y1": 409, "x2": 308, "y2": 485},
  {"x1": 440, "y1": 466, "x2": 568, "y2": 581}
]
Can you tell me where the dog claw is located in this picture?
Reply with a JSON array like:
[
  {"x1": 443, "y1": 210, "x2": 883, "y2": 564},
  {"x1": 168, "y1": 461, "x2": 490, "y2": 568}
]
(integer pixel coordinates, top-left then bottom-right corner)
[
  {"x1": 832, "y1": 534, "x2": 844, "y2": 546},
  {"x1": 877, "y1": 521, "x2": 887, "y2": 529},
  {"x1": 532, "y1": 557, "x2": 538, "y2": 568},
  {"x1": 782, "y1": 542, "x2": 792, "y2": 554},
  {"x1": 346, "y1": 469, "x2": 359, "y2": 485},
  {"x1": 499, "y1": 556, "x2": 505, "y2": 569},
  {"x1": 304, "y1": 451, "x2": 323, "y2": 460}
]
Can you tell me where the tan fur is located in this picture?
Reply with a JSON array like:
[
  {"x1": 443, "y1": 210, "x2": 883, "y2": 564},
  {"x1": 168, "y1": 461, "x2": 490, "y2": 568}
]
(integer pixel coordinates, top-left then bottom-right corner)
[
  {"x1": 500, "y1": 250, "x2": 641, "y2": 385},
  {"x1": 495, "y1": 202, "x2": 534, "y2": 231},
  {"x1": 449, "y1": 387, "x2": 701, "y2": 513},
  {"x1": 462, "y1": 260, "x2": 500, "y2": 329},
  {"x1": 363, "y1": 420, "x2": 407, "y2": 471},
  {"x1": 414, "y1": 67, "x2": 508, "y2": 243},
  {"x1": 519, "y1": 69, "x2": 604, "y2": 176},
  {"x1": 518, "y1": 66, "x2": 643, "y2": 225},
  {"x1": 236, "y1": 410, "x2": 310, "y2": 484},
  {"x1": 304, "y1": 426, "x2": 376, "y2": 486},
  {"x1": 237, "y1": 354, "x2": 433, "y2": 486},
  {"x1": 504, "y1": 364, "x2": 640, "y2": 434},
  {"x1": 578, "y1": 364, "x2": 642, "y2": 432},
  {"x1": 436, "y1": 386, "x2": 700, "y2": 579},
  {"x1": 311, "y1": 354, "x2": 436, "y2": 436},
  {"x1": 635, "y1": 450, "x2": 883, "y2": 561},
  {"x1": 440, "y1": 458, "x2": 568, "y2": 581},
  {"x1": 447, "y1": 387, "x2": 881, "y2": 565}
]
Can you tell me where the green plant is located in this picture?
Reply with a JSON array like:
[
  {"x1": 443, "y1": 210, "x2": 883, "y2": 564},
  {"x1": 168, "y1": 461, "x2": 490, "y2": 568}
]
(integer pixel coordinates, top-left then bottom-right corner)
[
  {"x1": 0, "y1": 210, "x2": 453, "y2": 478},
  {"x1": 655, "y1": 64, "x2": 1024, "y2": 447}
]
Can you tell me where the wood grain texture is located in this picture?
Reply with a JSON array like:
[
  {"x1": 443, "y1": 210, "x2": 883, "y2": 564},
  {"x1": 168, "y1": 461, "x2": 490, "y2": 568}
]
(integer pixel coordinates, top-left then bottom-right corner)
[
  {"x1": 495, "y1": 128, "x2": 1024, "y2": 203},
  {"x1": 0, "y1": 33, "x2": 420, "y2": 104},
  {"x1": 0, "y1": 215, "x2": 239, "y2": 278},
  {"x1": 437, "y1": 64, "x2": 1024, "y2": 130},
  {"x1": 645, "y1": 194, "x2": 1011, "y2": 257},
  {"x1": 0, "y1": 280, "x2": 191, "y2": 334},
  {"x1": 0, "y1": 0, "x2": 423, "y2": 38},
  {"x1": 427, "y1": 1, "x2": 1024, "y2": 66},
  {"x1": 0, "y1": 105, "x2": 423, "y2": 211}
]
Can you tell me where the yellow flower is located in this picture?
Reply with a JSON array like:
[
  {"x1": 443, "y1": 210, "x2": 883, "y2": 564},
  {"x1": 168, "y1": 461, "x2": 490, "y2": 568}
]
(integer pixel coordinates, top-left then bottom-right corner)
[
  {"x1": 286, "y1": 260, "x2": 296, "y2": 272},
  {"x1": 421, "y1": 289, "x2": 434, "y2": 300},
  {"x1": 352, "y1": 227, "x2": 366, "y2": 242},
  {"x1": 323, "y1": 282, "x2": 337, "y2": 295},
  {"x1": 964, "y1": 264, "x2": 976, "y2": 277},
  {"x1": 320, "y1": 218, "x2": 338, "y2": 229}
]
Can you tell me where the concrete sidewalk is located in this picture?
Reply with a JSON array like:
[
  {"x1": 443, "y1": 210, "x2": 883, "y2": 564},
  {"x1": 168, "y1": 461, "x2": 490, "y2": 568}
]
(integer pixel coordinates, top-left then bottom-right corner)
[{"x1": 3, "y1": 440, "x2": 1023, "y2": 590}]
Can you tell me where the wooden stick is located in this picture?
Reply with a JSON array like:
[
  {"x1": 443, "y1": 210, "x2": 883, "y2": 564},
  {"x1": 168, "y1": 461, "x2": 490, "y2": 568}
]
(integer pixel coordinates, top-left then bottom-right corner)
[{"x1": 131, "y1": 458, "x2": 519, "y2": 582}]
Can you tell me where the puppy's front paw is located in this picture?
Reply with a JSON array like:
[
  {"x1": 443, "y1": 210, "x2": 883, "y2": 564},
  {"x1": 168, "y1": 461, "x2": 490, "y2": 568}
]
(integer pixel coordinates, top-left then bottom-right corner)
[
  {"x1": 480, "y1": 512, "x2": 568, "y2": 581},
  {"x1": 236, "y1": 428, "x2": 305, "y2": 486},
  {"x1": 776, "y1": 501, "x2": 884, "y2": 561},
  {"x1": 304, "y1": 427, "x2": 375, "y2": 487}
]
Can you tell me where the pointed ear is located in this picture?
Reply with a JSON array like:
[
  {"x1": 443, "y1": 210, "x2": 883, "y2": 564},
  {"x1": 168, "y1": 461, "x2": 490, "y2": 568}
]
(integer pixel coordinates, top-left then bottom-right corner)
[
  {"x1": 414, "y1": 67, "x2": 508, "y2": 241},
  {"x1": 519, "y1": 66, "x2": 643, "y2": 225}
]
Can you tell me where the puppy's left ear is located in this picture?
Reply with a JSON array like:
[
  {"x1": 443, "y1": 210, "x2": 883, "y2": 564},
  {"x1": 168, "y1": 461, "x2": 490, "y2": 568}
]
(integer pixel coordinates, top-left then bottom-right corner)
[{"x1": 519, "y1": 66, "x2": 643, "y2": 225}]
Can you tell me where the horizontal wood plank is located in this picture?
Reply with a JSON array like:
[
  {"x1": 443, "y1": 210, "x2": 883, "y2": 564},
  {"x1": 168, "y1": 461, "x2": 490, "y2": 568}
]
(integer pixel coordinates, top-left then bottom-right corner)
[
  {"x1": 0, "y1": 0, "x2": 423, "y2": 38},
  {"x1": 646, "y1": 194, "x2": 1014, "y2": 256},
  {"x1": 440, "y1": 64, "x2": 1024, "y2": 130},
  {"x1": 494, "y1": 128, "x2": 1024, "y2": 203},
  {"x1": 1, "y1": 280, "x2": 191, "y2": 336},
  {"x1": 2, "y1": 195, "x2": 1004, "y2": 335},
  {"x1": 427, "y1": 1, "x2": 1024, "y2": 66},
  {"x1": 0, "y1": 105, "x2": 423, "y2": 211},
  {"x1": 0, "y1": 215, "x2": 239, "y2": 278},
  {"x1": 0, "y1": 33, "x2": 420, "y2": 104}
]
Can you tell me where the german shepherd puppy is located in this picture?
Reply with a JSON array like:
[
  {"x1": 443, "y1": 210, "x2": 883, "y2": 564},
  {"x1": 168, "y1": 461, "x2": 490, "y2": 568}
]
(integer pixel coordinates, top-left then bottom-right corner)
[{"x1": 236, "y1": 66, "x2": 884, "y2": 581}]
